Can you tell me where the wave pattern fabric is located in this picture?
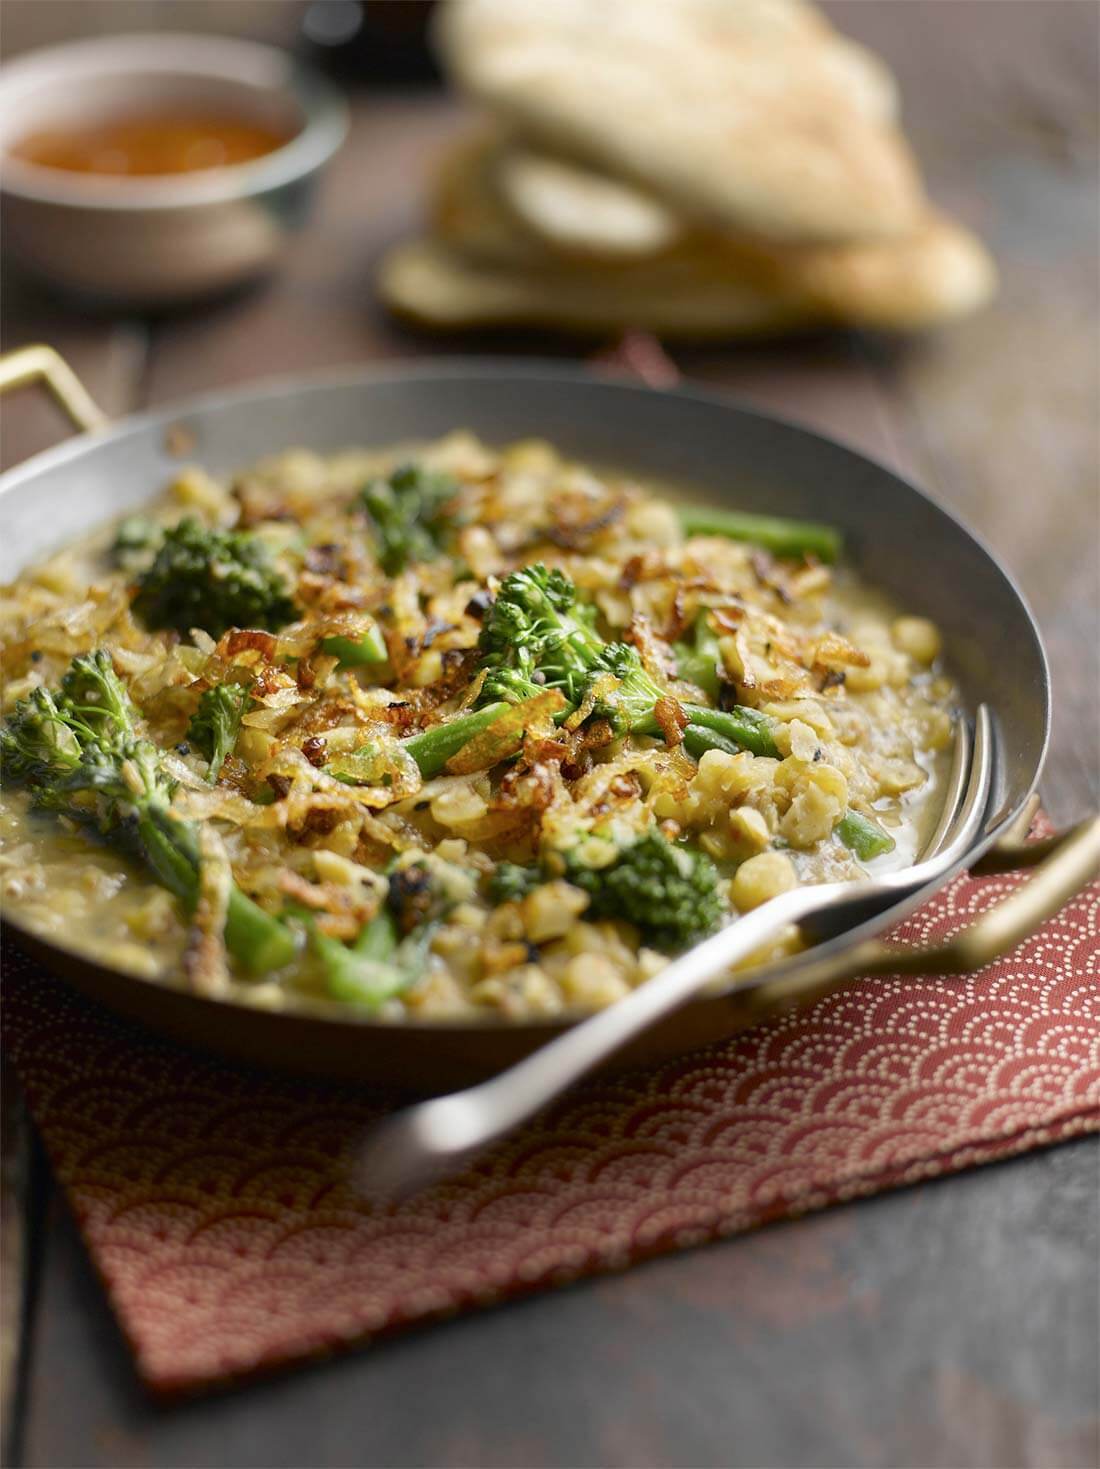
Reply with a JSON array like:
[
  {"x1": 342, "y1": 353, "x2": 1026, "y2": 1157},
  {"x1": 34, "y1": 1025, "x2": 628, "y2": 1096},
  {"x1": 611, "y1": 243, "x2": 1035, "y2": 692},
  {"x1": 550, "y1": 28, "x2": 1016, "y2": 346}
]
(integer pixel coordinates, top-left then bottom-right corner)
[{"x1": 4, "y1": 854, "x2": 1098, "y2": 1396}]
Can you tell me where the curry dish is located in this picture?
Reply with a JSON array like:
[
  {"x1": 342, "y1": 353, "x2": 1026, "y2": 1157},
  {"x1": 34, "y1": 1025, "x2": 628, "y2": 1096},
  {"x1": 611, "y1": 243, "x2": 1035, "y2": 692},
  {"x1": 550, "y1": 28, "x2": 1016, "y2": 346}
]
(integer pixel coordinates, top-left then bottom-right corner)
[{"x1": 0, "y1": 434, "x2": 955, "y2": 1020}]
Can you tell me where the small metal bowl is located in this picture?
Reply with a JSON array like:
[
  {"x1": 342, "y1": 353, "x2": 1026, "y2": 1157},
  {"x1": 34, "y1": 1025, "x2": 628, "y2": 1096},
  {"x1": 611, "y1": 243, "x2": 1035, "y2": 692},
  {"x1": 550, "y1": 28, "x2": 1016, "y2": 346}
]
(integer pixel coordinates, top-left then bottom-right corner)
[{"x1": 0, "y1": 33, "x2": 348, "y2": 306}]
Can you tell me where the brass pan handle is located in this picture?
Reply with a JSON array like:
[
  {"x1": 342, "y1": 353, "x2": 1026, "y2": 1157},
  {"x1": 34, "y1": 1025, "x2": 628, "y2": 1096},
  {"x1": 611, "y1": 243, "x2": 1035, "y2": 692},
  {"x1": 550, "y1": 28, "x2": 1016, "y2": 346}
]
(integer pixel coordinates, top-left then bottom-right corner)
[
  {"x1": 0, "y1": 344, "x2": 109, "y2": 435},
  {"x1": 857, "y1": 813, "x2": 1100, "y2": 977},
  {"x1": 739, "y1": 813, "x2": 1100, "y2": 1024}
]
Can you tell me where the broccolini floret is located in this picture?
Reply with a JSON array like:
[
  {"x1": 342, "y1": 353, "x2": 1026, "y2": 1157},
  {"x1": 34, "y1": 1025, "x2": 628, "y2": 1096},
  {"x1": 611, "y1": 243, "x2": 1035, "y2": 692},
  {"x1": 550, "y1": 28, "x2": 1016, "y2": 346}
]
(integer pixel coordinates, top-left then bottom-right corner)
[
  {"x1": 360, "y1": 463, "x2": 459, "y2": 575},
  {"x1": 477, "y1": 563, "x2": 631, "y2": 712},
  {"x1": 0, "y1": 651, "x2": 293, "y2": 975},
  {"x1": 566, "y1": 829, "x2": 723, "y2": 952},
  {"x1": 0, "y1": 650, "x2": 133, "y2": 795},
  {"x1": 673, "y1": 610, "x2": 723, "y2": 702},
  {"x1": 132, "y1": 517, "x2": 298, "y2": 639},
  {"x1": 111, "y1": 515, "x2": 163, "y2": 574},
  {"x1": 584, "y1": 641, "x2": 668, "y2": 736},
  {"x1": 476, "y1": 564, "x2": 748, "y2": 743},
  {"x1": 487, "y1": 862, "x2": 541, "y2": 905},
  {"x1": 332, "y1": 565, "x2": 780, "y2": 787},
  {"x1": 187, "y1": 683, "x2": 253, "y2": 782},
  {"x1": 492, "y1": 830, "x2": 722, "y2": 950}
]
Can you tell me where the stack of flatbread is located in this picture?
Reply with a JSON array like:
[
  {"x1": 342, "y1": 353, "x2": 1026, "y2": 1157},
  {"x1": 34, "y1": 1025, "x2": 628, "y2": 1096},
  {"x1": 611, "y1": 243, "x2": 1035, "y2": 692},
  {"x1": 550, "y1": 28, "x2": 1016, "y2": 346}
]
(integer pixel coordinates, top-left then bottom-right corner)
[{"x1": 379, "y1": 0, "x2": 997, "y2": 339}]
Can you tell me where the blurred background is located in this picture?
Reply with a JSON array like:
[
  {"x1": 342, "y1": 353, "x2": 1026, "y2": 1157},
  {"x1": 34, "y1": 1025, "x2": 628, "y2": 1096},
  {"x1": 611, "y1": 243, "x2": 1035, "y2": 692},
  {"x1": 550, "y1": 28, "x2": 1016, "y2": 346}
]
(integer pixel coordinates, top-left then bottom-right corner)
[
  {"x1": 0, "y1": 0, "x2": 1097, "y2": 823},
  {"x1": 2, "y1": 1, "x2": 439, "y2": 80}
]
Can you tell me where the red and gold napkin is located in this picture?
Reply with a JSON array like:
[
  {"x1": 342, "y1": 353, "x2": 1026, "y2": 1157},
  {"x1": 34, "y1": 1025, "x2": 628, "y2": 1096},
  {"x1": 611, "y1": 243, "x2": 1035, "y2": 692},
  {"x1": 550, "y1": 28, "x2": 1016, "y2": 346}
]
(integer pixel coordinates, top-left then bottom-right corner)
[{"x1": 4, "y1": 855, "x2": 1098, "y2": 1397}]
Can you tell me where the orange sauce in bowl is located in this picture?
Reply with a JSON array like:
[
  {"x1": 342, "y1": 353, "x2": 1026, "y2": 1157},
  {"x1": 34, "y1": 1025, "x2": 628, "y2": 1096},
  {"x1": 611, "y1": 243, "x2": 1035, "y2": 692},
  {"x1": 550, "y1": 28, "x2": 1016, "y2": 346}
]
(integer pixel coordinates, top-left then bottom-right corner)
[{"x1": 9, "y1": 112, "x2": 292, "y2": 176}]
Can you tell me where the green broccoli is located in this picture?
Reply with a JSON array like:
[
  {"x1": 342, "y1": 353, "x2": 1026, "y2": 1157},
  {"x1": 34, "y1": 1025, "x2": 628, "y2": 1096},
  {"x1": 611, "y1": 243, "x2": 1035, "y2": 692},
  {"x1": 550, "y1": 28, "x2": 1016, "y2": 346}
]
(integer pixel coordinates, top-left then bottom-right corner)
[
  {"x1": 584, "y1": 641, "x2": 671, "y2": 735},
  {"x1": 310, "y1": 854, "x2": 468, "y2": 1008},
  {"x1": 673, "y1": 610, "x2": 723, "y2": 701},
  {"x1": 0, "y1": 651, "x2": 293, "y2": 975},
  {"x1": 489, "y1": 830, "x2": 723, "y2": 951},
  {"x1": 566, "y1": 828, "x2": 724, "y2": 952},
  {"x1": 311, "y1": 907, "x2": 434, "y2": 1010},
  {"x1": 476, "y1": 563, "x2": 779, "y2": 753},
  {"x1": 186, "y1": 683, "x2": 253, "y2": 782},
  {"x1": 487, "y1": 862, "x2": 541, "y2": 904},
  {"x1": 132, "y1": 517, "x2": 299, "y2": 639},
  {"x1": 477, "y1": 564, "x2": 605, "y2": 706},
  {"x1": 676, "y1": 503, "x2": 842, "y2": 563},
  {"x1": 360, "y1": 462, "x2": 459, "y2": 575},
  {"x1": 111, "y1": 515, "x2": 164, "y2": 574},
  {"x1": 331, "y1": 565, "x2": 780, "y2": 784}
]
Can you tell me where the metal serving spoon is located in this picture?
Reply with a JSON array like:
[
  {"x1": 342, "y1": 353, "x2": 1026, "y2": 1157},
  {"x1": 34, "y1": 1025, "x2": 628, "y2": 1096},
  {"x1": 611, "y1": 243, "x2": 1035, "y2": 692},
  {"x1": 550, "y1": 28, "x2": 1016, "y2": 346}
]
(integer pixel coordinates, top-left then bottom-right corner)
[{"x1": 356, "y1": 706, "x2": 994, "y2": 1199}]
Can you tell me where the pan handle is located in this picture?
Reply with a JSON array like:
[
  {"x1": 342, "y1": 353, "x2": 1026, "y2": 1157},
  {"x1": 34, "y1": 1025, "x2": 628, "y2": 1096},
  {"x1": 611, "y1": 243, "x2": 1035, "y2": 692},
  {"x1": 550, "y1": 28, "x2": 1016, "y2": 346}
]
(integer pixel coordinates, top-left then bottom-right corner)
[
  {"x1": 735, "y1": 812, "x2": 1100, "y2": 1023},
  {"x1": 0, "y1": 344, "x2": 109, "y2": 436}
]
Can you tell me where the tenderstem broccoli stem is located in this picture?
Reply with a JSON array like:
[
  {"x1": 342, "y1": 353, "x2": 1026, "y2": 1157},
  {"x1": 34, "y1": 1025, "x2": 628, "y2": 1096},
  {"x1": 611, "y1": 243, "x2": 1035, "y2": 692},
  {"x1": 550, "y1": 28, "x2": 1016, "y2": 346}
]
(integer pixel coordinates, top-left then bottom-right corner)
[
  {"x1": 836, "y1": 810, "x2": 896, "y2": 861},
  {"x1": 677, "y1": 503, "x2": 842, "y2": 564},
  {"x1": 353, "y1": 906, "x2": 400, "y2": 959},
  {"x1": 682, "y1": 723, "x2": 747, "y2": 762},
  {"x1": 314, "y1": 909, "x2": 419, "y2": 1009},
  {"x1": 139, "y1": 809, "x2": 296, "y2": 974},
  {"x1": 637, "y1": 701, "x2": 779, "y2": 758},
  {"x1": 681, "y1": 702, "x2": 779, "y2": 757},
  {"x1": 321, "y1": 623, "x2": 388, "y2": 666},
  {"x1": 402, "y1": 702, "x2": 511, "y2": 778},
  {"x1": 409, "y1": 698, "x2": 779, "y2": 777},
  {"x1": 674, "y1": 613, "x2": 723, "y2": 701}
]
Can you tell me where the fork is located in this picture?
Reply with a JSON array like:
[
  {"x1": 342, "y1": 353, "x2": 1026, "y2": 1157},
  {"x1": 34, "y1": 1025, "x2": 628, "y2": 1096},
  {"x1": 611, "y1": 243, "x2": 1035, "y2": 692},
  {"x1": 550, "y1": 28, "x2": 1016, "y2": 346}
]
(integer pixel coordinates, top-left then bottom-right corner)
[{"x1": 355, "y1": 706, "x2": 994, "y2": 1200}]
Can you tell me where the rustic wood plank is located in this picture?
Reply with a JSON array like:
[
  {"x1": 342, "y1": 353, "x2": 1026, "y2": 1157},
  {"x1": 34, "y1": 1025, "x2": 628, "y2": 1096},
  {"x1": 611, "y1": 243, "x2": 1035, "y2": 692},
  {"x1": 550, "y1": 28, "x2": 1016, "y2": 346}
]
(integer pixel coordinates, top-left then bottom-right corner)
[
  {"x1": 0, "y1": 279, "x2": 149, "y2": 473},
  {"x1": 1, "y1": 1074, "x2": 35, "y2": 1469},
  {"x1": 0, "y1": 1089, "x2": 52, "y2": 1469}
]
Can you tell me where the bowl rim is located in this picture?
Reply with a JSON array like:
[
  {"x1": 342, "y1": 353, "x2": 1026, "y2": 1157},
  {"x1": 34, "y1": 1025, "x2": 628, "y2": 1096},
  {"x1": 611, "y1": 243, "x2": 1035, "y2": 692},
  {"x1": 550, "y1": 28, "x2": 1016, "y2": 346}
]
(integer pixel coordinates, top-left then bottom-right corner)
[
  {"x1": 0, "y1": 358, "x2": 1052, "y2": 1041},
  {"x1": 0, "y1": 32, "x2": 349, "y2": 211}
]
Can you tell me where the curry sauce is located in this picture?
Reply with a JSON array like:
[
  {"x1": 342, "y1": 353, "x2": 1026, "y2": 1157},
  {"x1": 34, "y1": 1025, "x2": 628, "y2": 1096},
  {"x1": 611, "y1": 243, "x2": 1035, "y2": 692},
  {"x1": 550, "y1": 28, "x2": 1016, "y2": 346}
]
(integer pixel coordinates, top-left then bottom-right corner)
[
  {"x1": 0, "y1": 435, "x2": 955, "y2": 1020},
  {"x1": 10, "y1": 111, "x2": 291, "y2": 177}
]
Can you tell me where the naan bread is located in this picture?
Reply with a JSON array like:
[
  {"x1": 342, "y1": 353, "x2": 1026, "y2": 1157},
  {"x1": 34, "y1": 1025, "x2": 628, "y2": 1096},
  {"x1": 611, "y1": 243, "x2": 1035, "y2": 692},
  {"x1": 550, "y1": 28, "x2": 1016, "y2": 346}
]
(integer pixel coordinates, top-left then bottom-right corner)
[
  {"x1": 378, "y1": 239, "x2": 818, "y2": 338},
  {"x1": 771, "y1": 212, "x2": 998, "y2": 329},
  {"x1": 434, "y1": 0, "x2": 923, "y2": 244},
  {"x1": 496, "y1": 146, "x2": 684, "y2": 260},
  {"x1": 426, "y1": 135, "x2": 996, "y2": 332},
  {"x1": 430, "y1": 133, "x2": 550, "y2": 267}
]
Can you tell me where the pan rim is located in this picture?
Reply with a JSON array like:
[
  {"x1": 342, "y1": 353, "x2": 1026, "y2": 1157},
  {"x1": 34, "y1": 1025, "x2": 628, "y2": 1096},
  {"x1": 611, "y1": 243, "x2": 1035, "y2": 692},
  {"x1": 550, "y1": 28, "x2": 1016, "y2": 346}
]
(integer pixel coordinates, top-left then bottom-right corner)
[{"x1": 0, "y1": 358, "x2": 1051, "y2": 1037}]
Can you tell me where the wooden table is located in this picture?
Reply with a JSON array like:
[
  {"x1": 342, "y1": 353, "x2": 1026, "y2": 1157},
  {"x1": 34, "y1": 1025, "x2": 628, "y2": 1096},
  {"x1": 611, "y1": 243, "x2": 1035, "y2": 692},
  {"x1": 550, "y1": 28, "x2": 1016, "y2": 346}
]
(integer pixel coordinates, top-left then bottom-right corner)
[{"x1": 2, "y1": 4, "x2": 1097, "y2": 1465}]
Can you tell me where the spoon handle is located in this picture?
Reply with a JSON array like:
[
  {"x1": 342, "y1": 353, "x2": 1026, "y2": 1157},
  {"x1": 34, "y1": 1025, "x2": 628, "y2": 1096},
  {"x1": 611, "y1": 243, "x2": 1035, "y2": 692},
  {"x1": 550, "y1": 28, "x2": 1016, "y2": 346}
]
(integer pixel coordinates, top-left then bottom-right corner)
[
  {"x1": 473, "y1": 885, "x2": 827, "y2": 1127},
  {"x1": 358, "y1": 884, "x2": 837, "y2": 1196}
]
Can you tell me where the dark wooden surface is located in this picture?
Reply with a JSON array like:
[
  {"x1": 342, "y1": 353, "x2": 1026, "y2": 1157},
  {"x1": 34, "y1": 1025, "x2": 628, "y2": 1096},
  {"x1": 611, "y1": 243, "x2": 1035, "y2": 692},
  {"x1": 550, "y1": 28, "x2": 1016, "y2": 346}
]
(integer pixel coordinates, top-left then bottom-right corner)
[{"x1": 2, "y1": 4, "x2": 1097, "y2": 1466}]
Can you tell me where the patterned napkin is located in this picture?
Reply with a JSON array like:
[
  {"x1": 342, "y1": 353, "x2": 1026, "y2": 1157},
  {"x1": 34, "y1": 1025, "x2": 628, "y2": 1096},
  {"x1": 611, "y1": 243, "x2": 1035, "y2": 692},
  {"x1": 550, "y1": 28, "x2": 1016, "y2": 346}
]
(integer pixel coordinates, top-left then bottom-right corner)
[{"x1": 4, "y1": 852, "x2": 1098, "y2": 1397}]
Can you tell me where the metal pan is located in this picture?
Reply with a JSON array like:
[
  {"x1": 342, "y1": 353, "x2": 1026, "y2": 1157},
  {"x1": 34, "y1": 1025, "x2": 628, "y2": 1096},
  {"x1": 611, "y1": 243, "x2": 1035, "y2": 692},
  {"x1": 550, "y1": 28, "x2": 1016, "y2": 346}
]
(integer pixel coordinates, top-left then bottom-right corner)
[{"x1": 0, "y1": 347, "x2": 1085, "y2": 1089}]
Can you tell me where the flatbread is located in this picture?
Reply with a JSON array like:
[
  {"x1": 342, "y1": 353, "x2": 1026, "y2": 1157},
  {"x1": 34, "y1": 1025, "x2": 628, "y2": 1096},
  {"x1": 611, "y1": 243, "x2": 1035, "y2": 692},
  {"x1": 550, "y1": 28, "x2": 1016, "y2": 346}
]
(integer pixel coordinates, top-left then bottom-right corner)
[
  {"x1": 434, "y1": 0, "x2": 924, "y2": 244},
  {"x1": 492, "y1": 28, "x2": 903, "y2": 261},
  {"x1": 430, "y1": 133, "x2": 549, "y2": 267},
  {"x1": 496, "y1": 146, "x2": 684, "y2": 260},
  {"x1": 378, "y1": 239, "x2": 819, "y2": 339},
  {"x1": 427, "y1": 135, "x2": 996, "y2": 332},
  {"x1": 772, "y1": 212, "x2": 998, "y2": 329}
]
